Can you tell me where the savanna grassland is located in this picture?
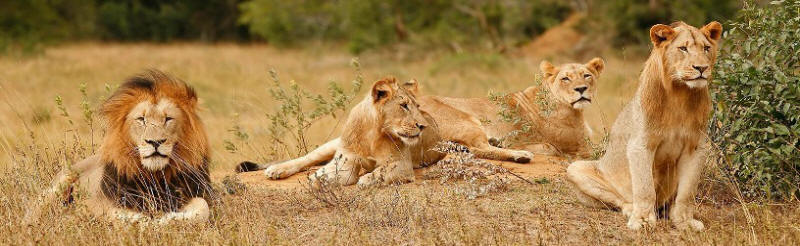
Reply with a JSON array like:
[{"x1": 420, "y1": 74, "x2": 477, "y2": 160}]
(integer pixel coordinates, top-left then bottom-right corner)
[{"x1": 1, "y1": 43, "x2": 798, "y2": 245}]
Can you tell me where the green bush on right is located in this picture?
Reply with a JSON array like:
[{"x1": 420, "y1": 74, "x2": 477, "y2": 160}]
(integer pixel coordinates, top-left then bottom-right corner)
[{"x1": 711, "y1": 0, "x2": 800, "y2": 201}]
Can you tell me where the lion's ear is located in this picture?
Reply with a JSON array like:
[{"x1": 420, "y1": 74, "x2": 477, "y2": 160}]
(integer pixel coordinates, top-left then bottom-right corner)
[
  {"x1": 586, "y1": 57, "x2": 605, "y2": 74},
  {"x1": 701, "y1": 21, "x2": 723, "y2": 42},
  {"x1": 402, "y1": 79, "x2": 419, "y2": 95},
  {"x1": 539, "y1": 61, "x2": 557, "y2": 79},
  {"x1": 371, "y1": 77, "x2": 396, "y2": 104},
  {"x1": 649, "y1": 24, "x2": 676, "y2": 46},
  {"x1": 185, "y1": 86, "x2": 199, "y2": 108}
]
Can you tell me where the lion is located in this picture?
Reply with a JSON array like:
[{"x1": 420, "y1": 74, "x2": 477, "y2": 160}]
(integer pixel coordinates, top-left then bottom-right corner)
[
  {"x1": 420, "y1": 58, "x2": 605, "y2": 157},
  {"x1": 24, "y1": 70, "x2": 214, "y2": 225},
  {"x1": 566, "y1": 21, "x2": 722, "y2": 231},
  {"x1": 237, "y1": 77, "x2": 534, "y2": 186}
]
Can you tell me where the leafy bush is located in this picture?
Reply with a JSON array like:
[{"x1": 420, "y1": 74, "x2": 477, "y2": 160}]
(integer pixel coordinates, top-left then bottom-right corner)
[
  {"x1": 225, "y1": 58, "x2": 363, "y2": 159},
  {"x1": 96, "y1": 0, "x2": 247, "y2": 42},
  {"x1": 237, "y1": 0, "x2": 343, "y2": 46},
  {"x1": 590, "y1": 0, "x2": 739, "y2": 46},
  {"x1": 0, "y1": 0, "x2": 247, "y2": 53},
  {"x1": 238, "y1": 0, "x2": 571, "y2": 53},
  {"x1": 711, "y1": 0, "x2": 800, "y2": 200},
  {"x1": 0, "y1": 0, "x2": 96, "y2": 54}
]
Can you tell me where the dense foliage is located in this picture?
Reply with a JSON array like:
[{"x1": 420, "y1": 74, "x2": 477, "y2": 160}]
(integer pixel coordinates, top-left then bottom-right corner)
[
  {"x1": 589, "y1": 0, "x2": 739, "y2": 46},
  {"x1": 2, "y1": 0, "x2": 744, "y2": 54},
  {"x1": 239, "y1": 0, "x2": 571, "y2": 53},
  {"x1": 0, "y1": 0, "x2": 247, "y2": 53},
  {"x1": 711, "y1": 0, "x2": 800, "y2": 200}
]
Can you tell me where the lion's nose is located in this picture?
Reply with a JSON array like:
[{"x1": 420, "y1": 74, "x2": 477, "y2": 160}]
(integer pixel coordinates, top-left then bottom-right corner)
[
  {"x1": 693, "y1": 65, "x2": 708, "y2": 73},
  {"x1": 145, "y1": 139, "x2": 167, "y2": 148},
  {"x1": 416, "y1": 123, "x2": 426, "y2": 131},
  {"x1": 574, "y1": 86, "x2": 588, "y2": 94}
]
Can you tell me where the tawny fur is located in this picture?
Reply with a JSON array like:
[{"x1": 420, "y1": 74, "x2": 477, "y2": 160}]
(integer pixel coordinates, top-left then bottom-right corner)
[
  {"x1": 566, "y1": 21, "x2": 723, "y2": 231},
  {"x1": 422, "y1": 58, "x2": 605, "y2": 157},
  {"x1": 238, "y1": 77, "x2": 535, "y2": 187},
  {"x1": 24, "y1": 70, "x2": 213, "y2": 225}
]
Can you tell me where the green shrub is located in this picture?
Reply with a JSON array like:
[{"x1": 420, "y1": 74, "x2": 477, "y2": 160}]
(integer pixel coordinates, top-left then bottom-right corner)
[
  {"x1": 225, "y1": 58, "x2": 364, "y2": 159},
  {"x1": 0, "y1": 0, "x2": 96, "y2": 54},
  {"x1": 711, "y1": 0, "x2": 800, "y2": 200},
  {"x1": 0, "y1": 0, "x2": 246, "y2": 52},
  {"x1": 238, "y1": 0, "x2": 342, "y2": 46},
  {"x1": 238, "y1": 0, "x2": 571, "y2": 53},
  {"x1": 590, "y1": 0, "x2": 739, "y2": 46},
  {"x1": 96, "y1": 0, "x2": 246, "y2": 42}
]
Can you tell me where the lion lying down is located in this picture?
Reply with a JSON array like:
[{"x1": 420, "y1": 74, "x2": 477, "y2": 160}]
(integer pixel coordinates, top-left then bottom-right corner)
[
  {"x1": 24, "y1": 70, "x2": 214, "y2": 225},
  {"x1": 421, "y1": 58, "x2": 605, "y2": 157},
  {"x1": 237, "y1": 77, "x2": 534, "y2": 186}
]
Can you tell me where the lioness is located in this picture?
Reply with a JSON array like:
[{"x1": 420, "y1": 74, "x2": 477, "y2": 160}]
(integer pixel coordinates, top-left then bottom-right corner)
[
  {"x1": 420, "y1": 58, "x2": 605, "y2": 156},
  {"x1": 237, "y1": 77, "x2": 534, "y2": 186},
  {"x1": 566, "y1": 21, "x2": 722, "y2": 231},
  {"x1": 24, "y1": 70, "x2": 214, "y2": 224}
]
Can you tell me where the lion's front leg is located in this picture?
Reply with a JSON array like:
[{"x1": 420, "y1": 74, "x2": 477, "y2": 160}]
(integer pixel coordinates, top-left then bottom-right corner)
[
  {"x1": 264, "y1": 138, "x2": 341, "y2": 179},
  {"x1": 308, "y1": 151, "x2": 363, "y2": 187},
  {"x1": 23, "y1": 155, "x2": 100, "y2": 226},
  {"x1": 85, "y1": 197, "x2": 150, "y2": 223},
  {"x1": 22, "y1": 169, "x2": 79, "y2": 226},
  {"x1": 357, "y1": 155, "x2": 414, "y2": 187},
  {"x1": 156, "y1": 197, "x2": 210, "y2": 224},
  {"x1": 669, "y1": 145, "x2": 707, "y2": 231},
  {"x1": 625, "y1": 135, "x2": 657, "y2": 230}
]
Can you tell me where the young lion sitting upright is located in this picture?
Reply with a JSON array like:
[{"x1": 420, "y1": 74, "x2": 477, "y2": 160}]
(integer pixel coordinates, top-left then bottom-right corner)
[
  {"x1": 567, "y1": 21, "x2": 723, "y2": 231},
  {"x1": 24, "y1": 70, "x2": 214, "y2": 225}
]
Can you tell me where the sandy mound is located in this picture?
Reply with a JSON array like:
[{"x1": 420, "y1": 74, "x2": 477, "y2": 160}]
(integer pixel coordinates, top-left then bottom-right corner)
[{"x1": 522, "y1": 13, "x2": 585, "y2": 58}]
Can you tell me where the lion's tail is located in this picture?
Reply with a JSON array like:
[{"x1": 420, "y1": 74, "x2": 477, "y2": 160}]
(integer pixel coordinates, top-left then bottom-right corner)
[
  {"x1": 235, "y1": 138, "x2": 341, "y2": 173},
  {"x1": 235, "y1": 161, "x2": 271, "y2": 172}
]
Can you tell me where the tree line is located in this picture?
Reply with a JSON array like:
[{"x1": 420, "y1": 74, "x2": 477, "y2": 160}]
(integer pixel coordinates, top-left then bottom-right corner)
[{"x1": 1, "y1": 0, "x2": 739, "y2": 54}]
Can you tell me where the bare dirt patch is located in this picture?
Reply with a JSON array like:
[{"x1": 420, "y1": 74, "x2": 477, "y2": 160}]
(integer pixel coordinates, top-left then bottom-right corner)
[{"x1": 230, "y1": 154, "x2": 567, "y2": 190}]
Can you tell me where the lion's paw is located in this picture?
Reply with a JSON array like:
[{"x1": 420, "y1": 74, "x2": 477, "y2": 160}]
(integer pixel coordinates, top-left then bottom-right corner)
[
  {"x1": 357, "y1": 173, "x2": 378, "y2": 188},
  {"x1": 264, "y1": 165, "x2": 296, "y2": 180},
  {"x1": 621, "y1": 203, "x2": 633, "y2": 217},
  {"x1": 513, "y1": 150, "x2": 535, "y2": 163},
  {"x1": 626, "y1": 211, "x2": 657, "y2": 230},
  {"x1": 674, "y1": 219, "x2": 704, "y2": 231}
]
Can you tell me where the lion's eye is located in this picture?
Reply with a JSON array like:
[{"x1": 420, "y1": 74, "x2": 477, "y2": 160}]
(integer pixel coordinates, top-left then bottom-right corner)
[
  {"x1": 703, "y1": 46, "x2": 711, "y2": 52},
  {"x1": 136, "y1": 117, "x2": 145, "y2": 123},
  {"x1": 561, "y1": 77, "x2": 570, "y2": 83},
  {"x1": 400, "y1": 103, "x2": 409, "y2": 110},
  {"x1": 583, "y1": 74, "x2": 592, "y2": 79},
  {"x1": 165, "y1": 117, "x2": 174, "y2": 123},
  {"x1": 678, "y1": 46, "x2": 688, "y2": 52}
]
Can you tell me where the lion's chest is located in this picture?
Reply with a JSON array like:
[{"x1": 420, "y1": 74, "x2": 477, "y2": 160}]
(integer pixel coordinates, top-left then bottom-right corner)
[
  {"x1": 102, "y1": 174, "x2": 185, "y2": 212},
  {"x1": 651, "y1": 128, "x2": 699, "y2": 171},
  {"x1": 99, "y1": 164, "x2": 211, "y2": 213}
]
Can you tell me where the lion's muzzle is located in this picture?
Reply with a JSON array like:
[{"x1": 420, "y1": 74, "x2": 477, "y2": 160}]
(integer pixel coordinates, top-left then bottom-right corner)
[{"x1": 138, "y1": 138, "x2": 173, "y2": 170}]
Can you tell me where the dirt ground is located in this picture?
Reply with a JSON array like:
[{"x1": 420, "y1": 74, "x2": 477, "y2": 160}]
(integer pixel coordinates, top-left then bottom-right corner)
[{"x1": 229, "y1": 155, "x2": 567, "y2": 190}]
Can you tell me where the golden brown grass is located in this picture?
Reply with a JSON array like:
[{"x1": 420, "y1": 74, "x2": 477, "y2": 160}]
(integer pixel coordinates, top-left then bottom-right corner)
[{"x1": 1, "y1": 43, "x2": 798, "y2": 245}]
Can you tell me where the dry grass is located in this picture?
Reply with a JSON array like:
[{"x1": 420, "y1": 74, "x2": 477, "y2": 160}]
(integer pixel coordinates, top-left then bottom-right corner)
[{"x1": 0, "y1": 43, "x2": 798, "y2": 245}]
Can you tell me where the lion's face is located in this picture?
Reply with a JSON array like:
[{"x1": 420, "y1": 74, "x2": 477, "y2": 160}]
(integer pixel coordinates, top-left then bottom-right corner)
[
  {"x1": 650, "y1": 21, "x2": 722, "y2": 89},
  {"x1": 127, "y1": 98, "x2": 184, "y2": 171},
  {"x1": 100, "y1": 70, "x2": 209, "y2": 178},
  {"x1": 372, "y1": 78, "x2": 428, "y2": 145},
  {"x1": 540, "y1": 58, "x2": 605, "y2": 110}
]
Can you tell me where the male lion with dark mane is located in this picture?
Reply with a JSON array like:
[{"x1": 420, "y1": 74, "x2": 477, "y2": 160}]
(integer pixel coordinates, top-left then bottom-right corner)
[
  {"x1": 24, "y1": 70, "x2": 214, "y2": 224},
  {"x1": 567, "y1": 21, "x2": 722, "y2": 231},
  {"x1": 237, "y1": 77, "x2": 534, "y2": 186}
]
